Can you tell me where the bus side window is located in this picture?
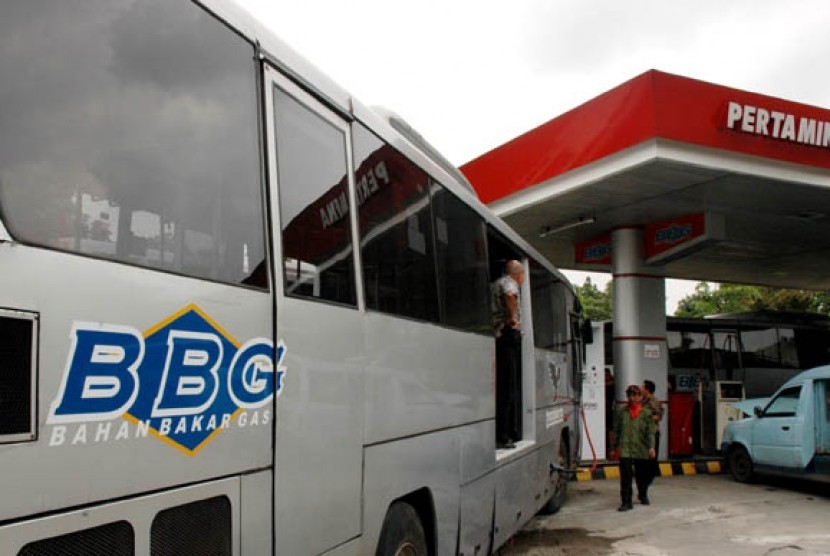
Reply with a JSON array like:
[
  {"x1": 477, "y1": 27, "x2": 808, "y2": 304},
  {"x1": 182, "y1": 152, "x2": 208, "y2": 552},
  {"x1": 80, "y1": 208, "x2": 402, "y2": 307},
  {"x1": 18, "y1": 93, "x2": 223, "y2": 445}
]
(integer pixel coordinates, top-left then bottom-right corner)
[
  {"x1": 529, "y1": 262, "x2": 567, "y2": 352},
  {"x1": 431, "y1": 185, "x2": 490, "y2": 332},
  {"x1": 0, "y1": 0, "x2": 266, "y2": 289},
  {"x1": 353, "y1": 123, "x2": 439, "y2": 322},
  {"x1": 272, "y1": 87, "x2": 357, "y2": 306}
]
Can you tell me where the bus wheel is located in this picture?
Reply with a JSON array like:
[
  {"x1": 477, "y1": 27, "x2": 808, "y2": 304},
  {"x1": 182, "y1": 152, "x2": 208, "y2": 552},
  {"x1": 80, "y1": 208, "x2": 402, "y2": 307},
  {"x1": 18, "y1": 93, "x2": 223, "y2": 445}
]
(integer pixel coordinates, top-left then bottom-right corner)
[
  {"x1": 728, "y1": 445, "x2": 754, "y2": 483},
  {"x1": 540, "y1": 438, "x2": 569, "y2": 514},
  {"x1": 376, "y1": 501, "x2": 428, "y2": 556}
]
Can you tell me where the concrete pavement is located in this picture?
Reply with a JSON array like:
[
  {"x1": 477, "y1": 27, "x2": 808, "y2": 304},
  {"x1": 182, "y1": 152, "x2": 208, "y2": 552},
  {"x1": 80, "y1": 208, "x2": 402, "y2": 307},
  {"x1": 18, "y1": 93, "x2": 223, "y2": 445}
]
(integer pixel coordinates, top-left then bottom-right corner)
[{"x1": 498, "y1": 473, "x2": 830, "y2": 555}]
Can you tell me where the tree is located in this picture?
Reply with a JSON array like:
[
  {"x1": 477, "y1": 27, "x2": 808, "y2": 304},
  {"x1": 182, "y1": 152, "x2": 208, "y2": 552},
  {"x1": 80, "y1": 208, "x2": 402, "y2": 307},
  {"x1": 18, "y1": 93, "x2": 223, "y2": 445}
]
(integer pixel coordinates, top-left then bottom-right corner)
[
  {"x1": 674, "y1": 282, "x2": 830, "y2": 317},
  {"x1": 576, "y1": 277, "x2": 612, "y2": 321}
]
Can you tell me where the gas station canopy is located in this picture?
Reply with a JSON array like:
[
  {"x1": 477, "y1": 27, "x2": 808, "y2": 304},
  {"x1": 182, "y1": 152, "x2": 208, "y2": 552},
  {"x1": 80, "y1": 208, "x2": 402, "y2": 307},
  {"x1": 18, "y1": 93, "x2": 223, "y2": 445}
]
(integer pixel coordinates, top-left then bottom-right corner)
[{"x1": 461, "y1": 70, "x2": 830, "y2": 290}]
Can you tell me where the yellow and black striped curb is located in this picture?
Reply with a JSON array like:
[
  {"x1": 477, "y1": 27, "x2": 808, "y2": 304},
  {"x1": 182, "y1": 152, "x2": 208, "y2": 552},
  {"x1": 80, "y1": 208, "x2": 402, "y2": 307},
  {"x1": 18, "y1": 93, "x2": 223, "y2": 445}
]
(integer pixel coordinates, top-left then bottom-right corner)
[{"x1": 575, "y1": 459, "x2": 724, "y2": 481}]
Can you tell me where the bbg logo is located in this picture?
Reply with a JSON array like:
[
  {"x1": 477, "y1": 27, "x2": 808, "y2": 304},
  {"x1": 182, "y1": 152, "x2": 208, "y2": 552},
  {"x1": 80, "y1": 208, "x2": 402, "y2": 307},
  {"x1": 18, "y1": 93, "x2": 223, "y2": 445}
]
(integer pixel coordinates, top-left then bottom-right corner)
[{"x1": 47, "y1": 305, "x2": 283, "y2": 455}]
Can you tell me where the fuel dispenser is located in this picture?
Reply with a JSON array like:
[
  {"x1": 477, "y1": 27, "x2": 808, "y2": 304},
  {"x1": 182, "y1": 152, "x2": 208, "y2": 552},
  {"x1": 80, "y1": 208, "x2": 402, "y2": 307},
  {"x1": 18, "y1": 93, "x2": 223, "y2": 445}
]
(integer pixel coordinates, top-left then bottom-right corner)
[
  {"x1": 580, "y1": 322, "x2": 606, "y2": 461},
  {"x1": 668, "y1": 373, "x2": 703, "y2": 456},
  {"x1": 715, "y1": 380, "x2": 745, "y2": 448},
  {"x1": 668, "y1": 391, "x2": 696, "y2": 456}
]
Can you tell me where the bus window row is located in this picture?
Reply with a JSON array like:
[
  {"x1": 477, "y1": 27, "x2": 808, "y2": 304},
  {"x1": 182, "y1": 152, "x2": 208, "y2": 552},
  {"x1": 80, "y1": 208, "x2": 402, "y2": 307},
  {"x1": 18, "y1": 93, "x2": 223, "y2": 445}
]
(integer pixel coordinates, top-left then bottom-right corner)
[
  {"x1": 600, "y1": 315, "x2": 830, "y2": 399},
  {"x1": 0, "y1": 0, "x2": 266, "y2": 290},
  {"x1": 274, "y1": 87, "x2": 573, "y2": 346},
  {"x1": 666, "y1": 321, "x2": 830, "y2": 375},
  {"x1": 0, "y1": 0, "x2": 574, "y2": 347}
]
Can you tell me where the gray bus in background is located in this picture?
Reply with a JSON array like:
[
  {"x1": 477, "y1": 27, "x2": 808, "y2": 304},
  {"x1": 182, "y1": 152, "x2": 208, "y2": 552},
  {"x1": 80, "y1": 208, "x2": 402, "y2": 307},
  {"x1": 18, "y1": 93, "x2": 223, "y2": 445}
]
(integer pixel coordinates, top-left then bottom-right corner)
[{"x1": 0, "y1": 1, "x2": 588, "y2": 554}]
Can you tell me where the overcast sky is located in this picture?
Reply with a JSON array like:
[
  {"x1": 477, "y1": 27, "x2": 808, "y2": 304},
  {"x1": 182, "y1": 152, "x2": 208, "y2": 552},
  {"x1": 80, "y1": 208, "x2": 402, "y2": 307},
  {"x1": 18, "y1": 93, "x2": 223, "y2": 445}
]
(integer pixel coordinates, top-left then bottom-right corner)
[{"x1": 235, "y1": 0, "x2": 830, "y2": 312}]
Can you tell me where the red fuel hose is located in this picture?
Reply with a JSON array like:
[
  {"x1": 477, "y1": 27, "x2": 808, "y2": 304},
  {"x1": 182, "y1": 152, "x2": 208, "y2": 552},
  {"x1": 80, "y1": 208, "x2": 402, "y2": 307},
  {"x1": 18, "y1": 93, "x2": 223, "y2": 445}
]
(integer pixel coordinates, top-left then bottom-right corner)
[{"x1": 580, "y1": 406, "x2": 598, "y2": 473}]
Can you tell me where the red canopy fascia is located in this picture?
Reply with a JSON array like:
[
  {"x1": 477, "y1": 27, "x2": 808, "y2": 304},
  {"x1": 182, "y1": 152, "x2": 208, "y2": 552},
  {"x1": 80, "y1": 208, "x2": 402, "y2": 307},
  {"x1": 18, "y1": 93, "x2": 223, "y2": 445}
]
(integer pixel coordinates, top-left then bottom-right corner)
[{"x1": 461, "y1": 70, "x2": 830, "y2": 204}]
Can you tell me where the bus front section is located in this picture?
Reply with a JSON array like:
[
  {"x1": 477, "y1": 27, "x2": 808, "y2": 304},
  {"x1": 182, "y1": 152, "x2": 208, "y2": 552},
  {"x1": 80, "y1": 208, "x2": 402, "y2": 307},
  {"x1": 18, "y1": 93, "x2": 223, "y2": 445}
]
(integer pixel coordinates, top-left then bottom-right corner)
[{"x1": 0, "y1": 2, "x2": 273, "y2": 554}]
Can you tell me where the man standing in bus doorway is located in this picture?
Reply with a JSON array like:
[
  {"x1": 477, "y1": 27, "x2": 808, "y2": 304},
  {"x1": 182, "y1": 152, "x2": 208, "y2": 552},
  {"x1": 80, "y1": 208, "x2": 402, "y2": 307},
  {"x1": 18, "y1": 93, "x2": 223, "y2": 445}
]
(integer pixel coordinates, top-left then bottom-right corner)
[
  {"x1": 642, "y1": 380, "x2": 664, "y2": 494},
  {"x1": 492, "y1": 260, "x2": 525, "y2": 450},
  {"x1": 611, "y1": 385, "x2": 656, "y2": 511}
]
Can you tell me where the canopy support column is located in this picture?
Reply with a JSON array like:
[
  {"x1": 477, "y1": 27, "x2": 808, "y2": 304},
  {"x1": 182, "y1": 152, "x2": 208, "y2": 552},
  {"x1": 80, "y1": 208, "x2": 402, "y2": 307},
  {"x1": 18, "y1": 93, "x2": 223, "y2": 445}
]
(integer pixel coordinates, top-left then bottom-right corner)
[{"x1": 612, "y1": 227, "x2": 669, "y2": 458}]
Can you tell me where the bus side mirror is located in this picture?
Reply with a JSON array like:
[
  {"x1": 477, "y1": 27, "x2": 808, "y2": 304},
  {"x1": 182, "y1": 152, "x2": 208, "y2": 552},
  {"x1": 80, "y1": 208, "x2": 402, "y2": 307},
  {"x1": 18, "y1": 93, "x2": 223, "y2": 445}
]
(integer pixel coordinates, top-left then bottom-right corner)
[{"x1": 581, "y1": 320, "x2": 594, "y2": 344}]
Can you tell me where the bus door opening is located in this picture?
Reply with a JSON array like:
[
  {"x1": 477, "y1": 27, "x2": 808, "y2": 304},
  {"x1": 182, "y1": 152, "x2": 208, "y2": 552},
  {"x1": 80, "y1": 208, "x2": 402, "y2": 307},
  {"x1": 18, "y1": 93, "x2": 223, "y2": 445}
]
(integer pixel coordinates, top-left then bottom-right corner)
[{"x1": 487, "y1": 227, "x2": 524, "y2": 450}]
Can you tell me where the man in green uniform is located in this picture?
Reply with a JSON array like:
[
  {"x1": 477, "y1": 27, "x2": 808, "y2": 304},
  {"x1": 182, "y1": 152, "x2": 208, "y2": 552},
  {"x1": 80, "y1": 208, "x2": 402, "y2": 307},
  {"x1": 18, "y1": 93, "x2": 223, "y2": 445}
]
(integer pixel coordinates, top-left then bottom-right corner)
[
  {"x1": 642, "y1": 380, "x2": 664, "y2": 492},
  {"x1": 611, "y1": 384, "x2": 656, "y2": 511}
]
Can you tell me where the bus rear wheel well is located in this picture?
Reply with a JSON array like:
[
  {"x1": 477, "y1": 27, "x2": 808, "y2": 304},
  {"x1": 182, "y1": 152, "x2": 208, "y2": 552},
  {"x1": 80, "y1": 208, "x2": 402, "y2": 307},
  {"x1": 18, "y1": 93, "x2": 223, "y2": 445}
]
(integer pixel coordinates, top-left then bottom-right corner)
[
  {"x1": 379, "y1": 488, "x2": 435, "y2": 556},
  {"x1": 539, "y1": 430, "x2": 571, "y2": 515}
]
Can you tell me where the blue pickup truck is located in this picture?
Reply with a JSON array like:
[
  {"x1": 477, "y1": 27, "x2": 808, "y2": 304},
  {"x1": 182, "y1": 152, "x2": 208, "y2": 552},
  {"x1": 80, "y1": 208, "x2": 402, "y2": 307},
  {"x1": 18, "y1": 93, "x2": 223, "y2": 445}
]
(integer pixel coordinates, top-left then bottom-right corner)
[{"x1": 721, "y1": 366, "x2": 830, "y2": 483}]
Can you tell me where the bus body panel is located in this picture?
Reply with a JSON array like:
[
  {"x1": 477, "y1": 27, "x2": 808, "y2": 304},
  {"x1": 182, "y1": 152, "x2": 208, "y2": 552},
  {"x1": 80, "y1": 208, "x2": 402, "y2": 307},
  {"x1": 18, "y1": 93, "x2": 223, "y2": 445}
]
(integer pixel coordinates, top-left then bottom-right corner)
[
  {"x1": 273, "y1": 298, "x2": 365, "y2": 555},
  {"x1": 321, "y1": 538, "x2": 361, "y2": 556},
  {"x1": 0, "y1": 477, "x2": 243, "y2": 554},
  {"x1": 363, "y1": 314, "x2": 493, "y2": 445},
  {"x1": 458, "y1": 472, "x2": 496, "y2": 556},
  {"x1": 493, "y1": 454, "x2": 538, "y2": 548},
  {"x1": 459, "y1": 420, "x2": 497, "y2": 484},
  {"x1": 0, "y1": 245, "x2": 271, "y2": 523},
  {"x1": 537, "y1": 408, "x2": 573, "y2": 480},
  {"x1": 533, "y1": 345, "x2": 579, "y2": 462},
  {"x1": 241, "y1": 471, "x2": 274, "y2": 556},
  {"x1": 362, "y1": 430, "x2": 463, "y2": 556},
  {"x1": 535, "y1": 439, "x2": 560, "y2": 507},
  {"x1": 535, "y1": 349, "x2": 569, "y2": 410}
]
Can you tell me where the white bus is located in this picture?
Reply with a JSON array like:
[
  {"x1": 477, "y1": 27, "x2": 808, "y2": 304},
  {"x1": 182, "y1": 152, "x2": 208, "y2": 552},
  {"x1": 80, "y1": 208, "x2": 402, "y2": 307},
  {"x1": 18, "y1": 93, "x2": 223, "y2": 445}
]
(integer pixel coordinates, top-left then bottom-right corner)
[{"x1": 0, "y1": 1, "x2": 589, "y2": 554}]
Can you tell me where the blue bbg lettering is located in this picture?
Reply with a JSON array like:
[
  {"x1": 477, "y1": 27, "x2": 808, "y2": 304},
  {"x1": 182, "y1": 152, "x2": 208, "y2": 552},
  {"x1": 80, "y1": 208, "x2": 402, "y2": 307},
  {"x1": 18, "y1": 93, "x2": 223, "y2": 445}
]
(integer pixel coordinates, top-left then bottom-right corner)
[
  {"x1": 228, "y1": 339, "x2": 281, "y2": 408},
  {"x1": 46, "y1": 306, "x2": 280, "y2": 453},
  {"x1": 50, "y1": 326, "x2": 144, "y2": 424},
  {"x1": 152, "y1": 331, "x2": 223, "y2": 418}
]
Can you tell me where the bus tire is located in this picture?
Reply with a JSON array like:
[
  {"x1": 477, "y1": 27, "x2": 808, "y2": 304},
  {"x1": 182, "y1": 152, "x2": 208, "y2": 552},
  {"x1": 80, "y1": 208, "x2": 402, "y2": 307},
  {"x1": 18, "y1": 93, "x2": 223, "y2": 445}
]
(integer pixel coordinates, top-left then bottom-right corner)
[
  {"x1": 540, "y1": 437, "x2": 569, "y2": 515},
  {"x1": 376, "y1": 501, "x2": 428, "y2": 556},
  {"x1": 728, "y1": 445, "x2": 754, "y2": 483}
]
